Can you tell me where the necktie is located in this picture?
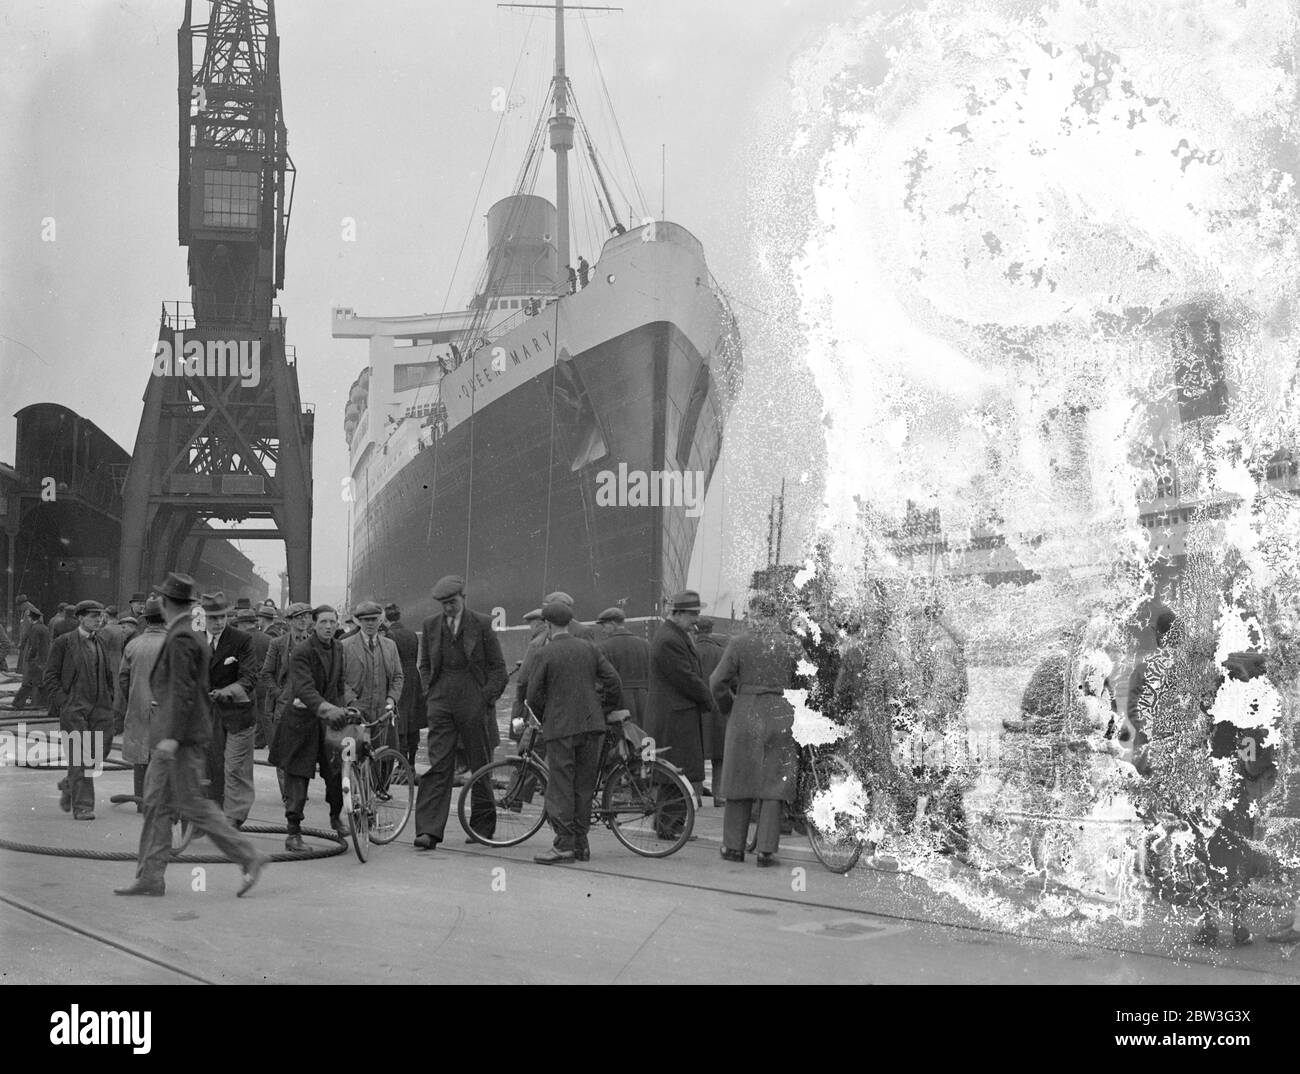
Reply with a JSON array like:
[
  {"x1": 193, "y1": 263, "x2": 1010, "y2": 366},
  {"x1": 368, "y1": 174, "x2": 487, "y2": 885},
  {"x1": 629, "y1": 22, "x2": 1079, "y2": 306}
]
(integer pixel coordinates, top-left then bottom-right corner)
[{"x1": 368, "y1": 637, "x2": 375, "y2": 653}]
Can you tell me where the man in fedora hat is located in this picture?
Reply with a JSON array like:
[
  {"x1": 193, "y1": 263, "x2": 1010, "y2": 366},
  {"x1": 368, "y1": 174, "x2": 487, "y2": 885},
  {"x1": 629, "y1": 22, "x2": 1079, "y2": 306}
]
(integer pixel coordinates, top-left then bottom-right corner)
[
  {"x1": 115, "y1": 572, "x2": 268, "y2": 897},
  {"x1": 384, "y1": 602, "x2": 424, "y2": 768},
  {"x1": 526, "y1": 600, "x2": 622, "y2": 863},
  {"x1": 646, "y1": 590, "x2": 713, "y2": 803},
  {"x1": 201, "y1": 591, "x2": 259, "y2": 827},
  {"x1": 596, "y1": 607, "x2": 651, "y2": 727},
  {"x1": 413, "y1": 575, "x2": 507, "y2": 849},
  {"x1": 43, "y1": 600, "x2": 115, "y2": 819}
]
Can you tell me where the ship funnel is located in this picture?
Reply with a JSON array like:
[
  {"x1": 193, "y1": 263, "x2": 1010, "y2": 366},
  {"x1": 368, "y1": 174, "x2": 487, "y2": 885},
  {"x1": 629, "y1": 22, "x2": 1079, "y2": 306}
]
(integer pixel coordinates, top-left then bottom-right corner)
[{"x1": 484, "y1": 195, "x2": 559, "y2": 298}]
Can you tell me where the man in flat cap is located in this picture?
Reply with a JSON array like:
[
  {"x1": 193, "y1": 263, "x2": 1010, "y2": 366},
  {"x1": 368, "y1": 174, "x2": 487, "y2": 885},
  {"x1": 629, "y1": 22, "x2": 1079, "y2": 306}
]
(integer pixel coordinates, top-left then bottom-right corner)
[
  {"x1": 525, "y1": 600, "x2": 622, "y2": 863},
  {"x1": 12, "y1": 606, "x2": 50, "y2": 710},
  {"x1": 116, "y1": 572, "x2": 268, "y2": 897},
  {"x1": 128, "y1": 592, "x2": 148, "y2": 620},
  {"x1": 384, "y1": 602, "x2": 425, "y2": 769},
  {"x1": 543, "y1": 591, "x2": 596, "y2": 641},
  {"x1": 271, "y1": 605, "x2": 356, "y2": 850},
  {"x1": 202, "y1": 591, "x2": 259, "y2": 827},
  {"x1": 259, "y1": 601, "x2": 312, "y2": 807},
  {"x1": 596, "y1": 607, "x2": 651, "y2": 727},
  {"x1": 342, "y1": 600, "x2": 404, "y2": 764},
  {"x1": 511, "y1": 608, "x2": 549, "y2": 733},
  {"x1": 43, "y1": 600, "x2": 115, "y2": 818},
  {"x1": 646, "y1": 591, "x2": 713, "y2": 805},
  {"x1": 413, "y1": 575, "x2": 507, "y2": 849}
]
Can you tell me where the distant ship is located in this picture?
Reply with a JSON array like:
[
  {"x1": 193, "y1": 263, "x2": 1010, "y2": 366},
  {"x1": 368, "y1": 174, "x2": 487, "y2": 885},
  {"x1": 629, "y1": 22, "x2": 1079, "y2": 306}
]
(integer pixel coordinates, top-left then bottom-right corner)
[{"x1": 334, "y1": 1, "x2": 742, "y2": 626}]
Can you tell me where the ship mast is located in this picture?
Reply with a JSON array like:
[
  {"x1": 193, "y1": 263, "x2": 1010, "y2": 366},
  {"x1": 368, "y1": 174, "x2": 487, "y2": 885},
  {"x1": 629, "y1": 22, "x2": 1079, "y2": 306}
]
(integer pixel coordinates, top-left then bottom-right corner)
[{"x1": 501, "y1": 1, "x2": 622, "y2": 275}]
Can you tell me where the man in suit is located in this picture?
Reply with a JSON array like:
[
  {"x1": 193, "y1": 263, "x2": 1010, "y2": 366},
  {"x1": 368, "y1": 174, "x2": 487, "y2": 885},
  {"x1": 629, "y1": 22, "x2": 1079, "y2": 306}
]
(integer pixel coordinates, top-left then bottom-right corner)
[
  {"x1": 526, "y1": 601, "x2": 621, "y2": 863},
  {"x1": 341, "y1": 600, "x2": 404, "y2": 761},
  {"x1": 12, "y1": 608, "x2": 49, "y2": 710},
  {"x1": 385, "y1": 602, "x2": 425, "y2": 768},
  {"x1": 413, "y1": 575, "x2": 507, "y2": 850},
  {"x1": 236, "y1": 603, "x2": 273, "y2": 749},
  {"x1": 694, "y1": 618, "x2": 729, "y2": 805},
  {"x1": 201, "y1": 592, "x2": 258, "y2": 826},
  {"x1": 42, "y1": 600, "x2": 116, "y2": 819},
  {"x1": 596, "y1": 607, "x2": 650, "y2": 726},
  {"x1": 259, "y1": 602, "x2": 312, "y2": 809},
  {"x1": 270, "y1": 605, "x2": 355, "y2": 851},
  {"x1": 115, "y1": 572, "x2": 268, "y2": 897},
  {"x1": 646, "y1": 590, "x2": 713, "y2": 801}
]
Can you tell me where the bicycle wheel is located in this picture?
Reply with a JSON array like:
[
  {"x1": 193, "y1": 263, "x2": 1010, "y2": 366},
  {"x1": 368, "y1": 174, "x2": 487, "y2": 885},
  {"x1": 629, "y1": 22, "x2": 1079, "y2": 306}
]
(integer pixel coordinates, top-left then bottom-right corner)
[
  {"x1": 457, "y1": 757, "x2": 549, "y2": 847},
  {"x1": 603, "y1": 759, "x2": 695, "y2": 857},
  {"x1": 804, "y1": 754, "x2": 866, "y2": 874},
  {"x1": 368, "y1": 747, "x2": 414, "y2": 844},
  {"x1": 345, "y1": 756, "x2": 370, "y2": 862}
]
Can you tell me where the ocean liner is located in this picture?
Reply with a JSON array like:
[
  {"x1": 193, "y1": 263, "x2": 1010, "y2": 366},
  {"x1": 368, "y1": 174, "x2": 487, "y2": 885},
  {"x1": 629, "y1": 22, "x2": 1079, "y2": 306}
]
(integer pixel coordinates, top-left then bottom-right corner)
[{"x1": 333, "y1": 2, "x2": 742, "y2": 626}]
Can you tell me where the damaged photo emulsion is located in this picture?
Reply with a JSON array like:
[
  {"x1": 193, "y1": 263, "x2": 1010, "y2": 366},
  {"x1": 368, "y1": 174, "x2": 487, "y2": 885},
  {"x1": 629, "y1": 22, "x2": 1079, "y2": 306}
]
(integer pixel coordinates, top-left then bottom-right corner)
[{"x1": 754, "y1": 0, "x2": 1300, "y2": 940}]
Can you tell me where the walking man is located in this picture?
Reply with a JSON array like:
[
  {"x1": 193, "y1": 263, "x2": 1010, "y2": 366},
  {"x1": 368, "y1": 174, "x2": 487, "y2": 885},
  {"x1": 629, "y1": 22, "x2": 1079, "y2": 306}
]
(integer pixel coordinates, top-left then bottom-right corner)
[
  {"x1": 596, "y1": 607, "x2": 650, "y2": 725},
  {"x1": 203, "y1": 592, "x2": 258, "y2": 826},
  {"x1": 114, "y1": 597, "x2": 168, "y2": 813},
  {"x1": 384, "y1": 602, "x2": 425, "y2": 768},
  {"x1": 269, "y1": 605, "x2": 355, "y2": 851},
  {"x1": 12, "y1": 608, "x2": 49, "y2": 710},
  {"x1": 413, "y1": 575, "x2": 507, "y2": 850},
  {"x1": 42, "y1": 600, "x2": 116, "y2": 819},
  {"x1": 526, "y1": 601, "x2": 622, "y2": 863},
  {"x1": 115, "y1": 572, "x2": 268, "y2": 897}
]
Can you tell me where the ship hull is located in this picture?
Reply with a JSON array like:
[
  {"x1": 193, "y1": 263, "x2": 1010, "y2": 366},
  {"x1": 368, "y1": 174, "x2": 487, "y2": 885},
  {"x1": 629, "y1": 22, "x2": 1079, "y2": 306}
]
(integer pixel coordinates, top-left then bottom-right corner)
[{"x1": 349, "y1": 321, "x2": 725, "y2": 625}]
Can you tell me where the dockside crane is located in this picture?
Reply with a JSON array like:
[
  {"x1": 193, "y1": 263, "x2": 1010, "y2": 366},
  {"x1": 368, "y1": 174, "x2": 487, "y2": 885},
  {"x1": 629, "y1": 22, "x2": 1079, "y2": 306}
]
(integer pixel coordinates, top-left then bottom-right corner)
[{"x1": 118, "y1": 0, "x2": 313, "y2": 603}]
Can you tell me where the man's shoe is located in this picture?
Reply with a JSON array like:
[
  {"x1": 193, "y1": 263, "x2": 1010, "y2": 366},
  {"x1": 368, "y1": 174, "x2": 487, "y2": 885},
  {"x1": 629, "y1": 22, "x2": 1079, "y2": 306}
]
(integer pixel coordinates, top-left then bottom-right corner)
[
  {"x1": 575, "y1": 847, "x2": 591, "y2": 862},
  {"x1": 237, "y1": 852, "x2": 270, "y2": 897},
  {"x1": 1266, "y1": 926, "x2": 1300, "y2": 944},
  {"x1": 720, "y1": 848, "x2": 745, "y2": 863},
  {"x1": 534, "y1": 848, "x2": 576, "y2": 865},
  {"x1": 284, "y1": 833, "x2": 307, "y2": 853},
  {"x1": 73, "y1": 810, "x2": 95, "y2": 821},
  {"x1": 114, "y1": 880, "x2": 165, "y2": 897},
  {"x1": 413, "y1": 834, "x2": 437, "y2": 850},
  {"x1": 756, "y1": 852, "x2": 778, "y2": 868},
  {"x1": 330, "y1": 815, "x2": 349, "y2": 841},
  {"x1": 59, "y1": 791, "x2": 72, "y2": 813}
]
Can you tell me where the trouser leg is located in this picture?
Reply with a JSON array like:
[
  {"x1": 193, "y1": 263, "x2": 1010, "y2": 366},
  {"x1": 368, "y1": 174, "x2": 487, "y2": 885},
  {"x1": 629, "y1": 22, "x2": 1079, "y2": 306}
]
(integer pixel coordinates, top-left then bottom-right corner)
[
  {"x1": 207, "y1": 719, "x2": 227, "y2": 808},
  {"x1": 136, "y1": 752, "x2": 178, "y2": 885},
  {"x1": 545, "y1": 735, "x2": 578, "y2": 852},
  {"x1": 414, "y1": 711, "x2": 458, "y2": 840},
  {"x1": 723, "y1": 799, "x2": 753, "y2": 852},
  {"x1": 133, "y1": 764, "x2": 147, "y2": 812},
  {"x1": 223, "y1": 725, "x2": 256, "y2": 824},
  {"x1": 755, "y1": 799, "x2": 784, "y2": 854},
  {"x1": 12, "y1": 684, "x2": 32, "y2": 709},
  {"x1": 571, "y1": 732, "x2": 602, "y2": 850},
  {"x1": 322, "y1": 748, "x2": 344, "y2": 820},
  {"x1": 283, "y1": 773, "x2": 308, "y2": 832},
  {"x1": 174, "y1": 745, "x2": 258, "y2": 870}
]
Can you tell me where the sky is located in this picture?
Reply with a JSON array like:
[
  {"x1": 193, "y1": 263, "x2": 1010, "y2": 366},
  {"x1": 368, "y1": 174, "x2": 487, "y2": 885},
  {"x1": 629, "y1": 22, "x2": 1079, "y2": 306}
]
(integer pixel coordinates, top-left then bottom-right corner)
[{"x1": 0, "y1": 0, "x2": 851, "y2": 611}]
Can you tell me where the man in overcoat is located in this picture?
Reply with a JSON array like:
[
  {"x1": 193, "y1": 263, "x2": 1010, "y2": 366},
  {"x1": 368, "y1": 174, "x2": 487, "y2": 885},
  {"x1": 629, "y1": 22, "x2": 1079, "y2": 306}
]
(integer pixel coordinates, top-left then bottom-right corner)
[
  {"x1": 526, "y1": 601, "x2": 622, "y2": 863},
  {"x1": 115, "y1": 597, "x2": 168, "y2": 812},
  {"x1": 385, "y1": 602, "x2": 425, "y2": 768},
  {"x1": 259, "y1": 602, "x2": 312, "y2": 803},
  {"x1": 694, "y1": 618, "x2": 728, "y2": 804},
  {"x1": 269, "y1": 605, "x2": 355, "y2": 851},
  {"x1": 114, "y1": 572, "x2": 268, "y2": 897},
  {"x1": 12, "y1": 608, "x2": 49, "y2": 710},
  {"x1": 413, "y1": 575, "x2": 507, "y2": 850},
  {"x1": 202, "y1": 592, "x2": 259, "y2": 826},
  {"x1": 596, "y1": 607, "x2": 650, "y2": 726},
  {"x1": 43, "y1": 600, "x2": 115, "y2": 819},
  {"x1": 646, "y1": 590, "x2": 713, "y2": 798}
]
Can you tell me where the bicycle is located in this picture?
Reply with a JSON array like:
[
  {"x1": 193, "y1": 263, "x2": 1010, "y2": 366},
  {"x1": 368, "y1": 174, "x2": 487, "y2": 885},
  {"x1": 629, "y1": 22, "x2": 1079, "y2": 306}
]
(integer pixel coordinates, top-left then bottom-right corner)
[
  {"x1": 457, "y1": 706, "x2": 696, "y2": 857},
  {"x1": 336, "y1": 704, "x2": 415, "y2": 862},
  {"x1": 746, "y1": 743, "x2": 868, "y2": 872}
]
